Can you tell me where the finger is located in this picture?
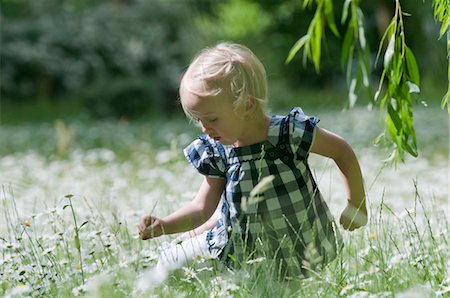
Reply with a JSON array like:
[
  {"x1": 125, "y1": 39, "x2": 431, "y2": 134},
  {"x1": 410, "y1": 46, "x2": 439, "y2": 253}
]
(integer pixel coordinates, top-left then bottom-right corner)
[
  {"x1": 139, "y1": 221, "x2": 147, "y2": 232},
  {"x1": 146, "y1": 216, "x2": 157, "y2": 226},
  {"x1": 139, "y1": 215, "x2": 154, "y2": 231},
  {"x1": 138, "y1": 217, "x2": 147, "y2": 230},
  {"x1": 140, "y1": 229, "x2": 150, "y2": 240}
]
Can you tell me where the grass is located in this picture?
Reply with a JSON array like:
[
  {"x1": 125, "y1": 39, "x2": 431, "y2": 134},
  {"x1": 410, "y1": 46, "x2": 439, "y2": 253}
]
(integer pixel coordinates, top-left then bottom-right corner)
[
  {"x1": 0, "y1": 106, "x2": 448, "y2": 297},
  {"x1": 1, "y1": 183, "x2": 448, "y2": 297}
]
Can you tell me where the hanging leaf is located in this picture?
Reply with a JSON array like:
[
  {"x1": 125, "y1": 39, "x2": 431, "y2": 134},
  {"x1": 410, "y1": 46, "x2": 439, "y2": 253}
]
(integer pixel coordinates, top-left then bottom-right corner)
[
  {"x1": 405, "y1": 46, "x2": 420, "y2": 85},
  {"x1": 341, "y1": 0, "x2": 352, "y2": 24},
  {"x1": 442, "y1": 88, "x2": 450, "y2": 111},
  {"x1": 384, "y1": 35, "x2": 395, "y2": 69},
  {"x1": 286, "y1": 35, "x2": 310, "y2": 64},
  {"x1": 406, "y1": 81, "x2": 420, "y2": 93},
  {"x1": 311, "y1": 11, "x2": 323, "y2": 71},
  {"x1": 324, "y1": 0, "x2": 340, "y2": 37},
  {"x1": 387, "y1": 101, "x2": 402, "y2": 132},
  {"x1": 341, "y1": 22, "x2": 355, "y2": 69}
]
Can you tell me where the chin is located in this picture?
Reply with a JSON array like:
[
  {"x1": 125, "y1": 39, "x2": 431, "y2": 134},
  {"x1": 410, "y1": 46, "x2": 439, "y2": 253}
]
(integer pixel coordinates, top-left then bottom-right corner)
[{"x1": 217, "y1": 139, "x2": 232, "y2": 145}]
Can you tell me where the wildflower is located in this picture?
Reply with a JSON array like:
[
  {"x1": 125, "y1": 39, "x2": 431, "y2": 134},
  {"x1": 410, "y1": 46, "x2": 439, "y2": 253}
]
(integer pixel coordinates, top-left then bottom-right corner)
[
  {"x1": 387, "y1": 254, "x2": 403, "y2": 269},
  {"x1": 182, "y1": 267, "x2": 197, "y2": 280},
  {"x1": 43, "y1": 247, "x2": 55, "y2": 256},
  {"x1": 74, "y1": 263, "x2": 82, "y2": 271},
  {"x1": 396, "y1": 285, "x2": 433, "y2": 297},
  {"x1": 72, "y1": 285, "x2": 86, "y2": 297},
  {"x1": 5, "y1": 284, "x2": 31, "y2": 297},
  {"x1": 140, "y1": 249, "x2": 158, "y2": 261},
  {"x1": 368, "y1": 267, "x2": 379, "y2": 274},
  {"x1": 369, "y1": 233, "x2": 377, "y2": 239},
  {"x1": 340, "y1": 284, "x2": 354, "y2": 295},
  {"x1": 23, "y1": 220, "x2": 31, "y2": 227},
  {"x1": 196, "y1": 266, "x2": 214, "y2": 273},
  {"x1": 210, "y1": 276, "x2": 240, "y2": 298},
  {"x1": 135, "y1": 265, "x2": 168, "y2": 292},
  {"x1": 436, "y1": 285, "x2": 450, "y2": 296},
  {"x1": 347, "y1": 291, "x2": 370, "y2": 298}
]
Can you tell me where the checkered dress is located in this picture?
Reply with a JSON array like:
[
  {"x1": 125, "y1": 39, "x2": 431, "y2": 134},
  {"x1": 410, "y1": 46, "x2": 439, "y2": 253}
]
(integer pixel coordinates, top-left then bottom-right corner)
[{"x1": 184, "y1": 107, "x2": 343, "y2": 277}]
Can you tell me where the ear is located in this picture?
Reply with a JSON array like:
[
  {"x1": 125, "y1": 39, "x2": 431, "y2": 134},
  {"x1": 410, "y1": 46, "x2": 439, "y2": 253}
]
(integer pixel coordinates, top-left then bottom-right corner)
[{"x1": 244, "y1": 96, "x2": 257, "y2": 114}]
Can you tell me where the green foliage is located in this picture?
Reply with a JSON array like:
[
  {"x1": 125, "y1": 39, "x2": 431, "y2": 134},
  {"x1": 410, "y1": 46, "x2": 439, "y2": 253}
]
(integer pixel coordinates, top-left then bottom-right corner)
[
  {"x1": 0, "y1": 0, "x2": 196, "y2": 118},
  {"x1": 286, "y1": 0, "x2": 340, "y2": 72},
  {"x1": 288, "y1": 0, "x2": 449, "y2": 165},
  {"x1": 374, "y1": 2, "x2": 420, "y2": 165},
  {"x1": 0, "y1": 123, "x2": 448, "y2": 296},
  {"x1": 433, "y1": 0, "x2": 450, "y2": 112},
  {"x1": 195, "y1": 0, "x2": 271, "y2": 40},
  {"x1": 82, "y1": 76, "x2": 167, "y2": 119},
  {"x1": 340, "y1": 0, "x2": 372, "y2": 108},
  {"x1": 432, "y1": 0, "x2": 450, "y2": 38}
]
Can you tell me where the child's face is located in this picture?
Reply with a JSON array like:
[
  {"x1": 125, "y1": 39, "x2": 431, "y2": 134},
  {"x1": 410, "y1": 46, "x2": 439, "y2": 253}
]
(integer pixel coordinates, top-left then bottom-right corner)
[{"x1": 181, "y1": 85, "x2": 248, "y2": 146}]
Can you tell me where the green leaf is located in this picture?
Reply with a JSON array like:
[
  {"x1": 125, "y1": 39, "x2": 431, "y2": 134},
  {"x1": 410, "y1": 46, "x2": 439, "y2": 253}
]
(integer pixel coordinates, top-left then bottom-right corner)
[
  {"x1": 312, "y1": 12, "x2": 322, "y2": 71},
  {"x1": 405, "y1": 46, "x2": 420, "y2": 85},
  {"x1": 439, "y1": 15, "x2": 449, "y2": 38},
  {"x1": 349, "y1": 78, "x2": 358, "y2": 108},
  {"x1": 384, "y1": 34, "x2": 395, "y2": 69},
  {"x1": 404, "y1": 142, "x2": 418, "y2": 157},
  {"x1": 376, "y1": 21, "x2": 395, "y2": 66},
  {"x1": 358, "y1": 24, "x2": 367, "y2": 50},
  {"x1": 79, "y1": 221, "x2": 89, "y2": 230},
  {"x1": 75, "y1": 235, "x2": 81, "y2": 251},
  {"x1": 341, "y1": 0, "x2": 351, "y2": 24},
  {"x1": 442, "y1": 88, "x2": 450, "y2": 112},
  {"x1": 388, "y1": 101, "x2": 402, "y2": 131},
  {"x1": 359, "y1": 52, "x2": 370, "y2": 87},
  {"x1": 345, "y1": 46, "x2": 354, "y2": 84},
  {"x1": 375, "y1": 71, "x2": 386, "y2": 102},
  {"x1": 324, "y1": 0, "x2": 340, "y2": 37},
  {"x1": 286, "y1": 35, "x2": 310, "y2": 64},
  {"x1": 341, "y1": 23, "x2": 354, "y2": 69},
  {"x1": 406, "y1": 81, "x2": 420, "y2": 93},
  {"x1": 302, "y1": 0, "x2": 314, "y2": 9}
]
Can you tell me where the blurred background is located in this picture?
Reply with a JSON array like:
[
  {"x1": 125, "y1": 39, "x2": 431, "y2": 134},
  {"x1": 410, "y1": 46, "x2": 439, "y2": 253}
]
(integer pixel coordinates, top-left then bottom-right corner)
[{"x1": 1, "y1": 0, "x2": 447, "y2": 123}]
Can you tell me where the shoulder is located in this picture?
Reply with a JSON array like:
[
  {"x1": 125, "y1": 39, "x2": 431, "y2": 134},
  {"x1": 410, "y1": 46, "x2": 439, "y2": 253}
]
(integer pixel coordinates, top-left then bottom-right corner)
[
  {"x1": 281, "y1": 107, "x2": 321, "y2": 159},
  {"x1": 184, "y1": 135, "x2": 227, "y2": 178}
]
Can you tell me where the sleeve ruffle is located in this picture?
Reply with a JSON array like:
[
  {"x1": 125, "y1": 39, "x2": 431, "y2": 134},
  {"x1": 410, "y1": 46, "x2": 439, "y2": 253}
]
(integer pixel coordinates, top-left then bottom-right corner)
[
  {"x1": 287, "y1": 107, "x2": 320, "y2": 160},
  {"x1": 183, "y1": 135, "x2": 227, "y2": 178}
]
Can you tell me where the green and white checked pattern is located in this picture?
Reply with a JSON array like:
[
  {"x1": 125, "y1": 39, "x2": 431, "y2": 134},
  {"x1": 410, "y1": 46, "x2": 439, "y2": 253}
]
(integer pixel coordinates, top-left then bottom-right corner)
[{"x1": 184, "y1": 107, "x2": 343, "y2": 277}]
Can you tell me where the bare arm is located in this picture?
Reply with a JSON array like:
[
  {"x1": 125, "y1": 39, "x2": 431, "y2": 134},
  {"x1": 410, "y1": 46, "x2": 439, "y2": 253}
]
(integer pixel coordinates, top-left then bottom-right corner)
[
  {"x1": 310, "y1": 127, "x2": 367, "y2": 230},
  {"x1": 139, "y1": 177, "x2": 225, "y2": 240},
  {"x1": 180, "y1": 207, "x2": 221, "y2": 239}
]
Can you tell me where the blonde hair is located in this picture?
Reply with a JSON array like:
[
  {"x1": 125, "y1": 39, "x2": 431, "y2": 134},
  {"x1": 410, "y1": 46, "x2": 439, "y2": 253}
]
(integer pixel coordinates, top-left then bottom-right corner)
[{"x1": 180, "y1": 42, "x2": 268, "y2": 115}]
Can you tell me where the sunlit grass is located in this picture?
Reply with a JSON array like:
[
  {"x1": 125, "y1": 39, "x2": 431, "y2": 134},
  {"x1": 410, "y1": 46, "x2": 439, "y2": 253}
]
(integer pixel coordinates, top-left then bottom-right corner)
[
  {"x1": 0, "y1": 107, "x2": 448, "y2": 297},
  {"x1": 1, "y1": 185, "x2": 448, "y2": 297}
]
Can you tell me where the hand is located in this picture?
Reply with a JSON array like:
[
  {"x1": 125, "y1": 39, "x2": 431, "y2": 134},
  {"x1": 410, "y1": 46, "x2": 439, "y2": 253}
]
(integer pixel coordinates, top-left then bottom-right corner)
[
  {"x1": 138, "y1": 215, "x2": 164, "y2": 240},
  {"x1": 339, "y1": 202, "x2": 368, "y2": 231}
]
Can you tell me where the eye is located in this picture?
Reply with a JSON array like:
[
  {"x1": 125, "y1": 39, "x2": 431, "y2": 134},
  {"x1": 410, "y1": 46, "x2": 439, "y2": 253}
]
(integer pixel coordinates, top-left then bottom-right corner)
[{"x1": 208, "y1": 118, "x2": 218, "y2": 123}]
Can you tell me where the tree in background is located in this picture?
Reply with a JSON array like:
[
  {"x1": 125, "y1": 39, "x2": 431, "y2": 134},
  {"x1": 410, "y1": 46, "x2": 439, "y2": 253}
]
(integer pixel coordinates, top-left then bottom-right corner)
[
  {"x1": 2, "y1": 0, "x2": 448, "y2": 162},
  {"x1": 1, "y1": 0, "x2": 201, "y2": 118}
]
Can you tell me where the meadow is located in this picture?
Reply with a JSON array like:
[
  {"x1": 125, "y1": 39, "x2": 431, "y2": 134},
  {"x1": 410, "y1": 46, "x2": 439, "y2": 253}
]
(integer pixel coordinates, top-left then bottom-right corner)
[{"x1": 0, "y1": 105, "x2": 448, "y2": 297}]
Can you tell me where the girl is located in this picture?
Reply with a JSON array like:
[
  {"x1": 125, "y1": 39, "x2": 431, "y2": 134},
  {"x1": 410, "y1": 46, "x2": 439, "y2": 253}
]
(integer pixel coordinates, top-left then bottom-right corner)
[{"x1": 139, "y1": 42, "x2": 367, "y2": 278}]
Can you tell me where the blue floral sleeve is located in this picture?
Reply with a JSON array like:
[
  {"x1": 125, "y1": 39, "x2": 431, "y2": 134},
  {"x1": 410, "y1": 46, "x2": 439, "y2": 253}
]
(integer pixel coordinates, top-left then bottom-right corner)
[
  {"x1": 183, "y1": 135, "x2": 227, "y2": 179},
  {"x1": 287, "y1": 107, "x2": 320, "y2": 160}
]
